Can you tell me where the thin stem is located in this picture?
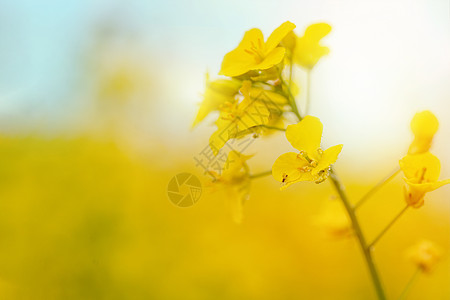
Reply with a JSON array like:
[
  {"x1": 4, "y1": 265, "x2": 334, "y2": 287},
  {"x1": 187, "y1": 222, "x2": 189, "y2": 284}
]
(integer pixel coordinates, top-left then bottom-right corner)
[
  {"x1": 249, "y1": 170, "x2": 272, "y2": 179},
  {"x1": 329, "y1": 168, "x2": 387, "y2": 300},
  {"x1": 354, "y1": 167, "x2": 401, "y2": 210},
  {"x1": 368, "y1": 205, "x2": 409, "y2": 249},
  {"x1": 288, "y1": 53, "x2": 294, "y2": 88},
  {"x1": 305, "y1": 69, "x2": 311, "y2": 115},
  {"x1": 286, "y1": 72, "x2": 386, "y2": 300},
  {"x1": 279, "y1": 77, "x2": 302, "y2": 122},
  {"x1": 260, "y1": 125, "x2": 286, "y2": 131},
  {"x1": 398, "y1": 268, "x2": 421, "y2": 300}
]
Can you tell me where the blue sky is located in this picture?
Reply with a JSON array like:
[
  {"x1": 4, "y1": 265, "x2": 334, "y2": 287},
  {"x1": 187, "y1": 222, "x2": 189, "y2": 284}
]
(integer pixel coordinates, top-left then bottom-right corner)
[{"x1": 1, "y1": 0, "x2": 449, "y2": 170}]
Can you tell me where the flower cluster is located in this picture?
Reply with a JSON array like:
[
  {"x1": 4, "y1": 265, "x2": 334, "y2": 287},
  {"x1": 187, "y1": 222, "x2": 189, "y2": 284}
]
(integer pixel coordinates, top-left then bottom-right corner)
[
  {"x1": 193, "y1": 21, "x2": 334, "y2": 218},
  {"x1": 400, "y1": 111, "x2": 450, "y2": 208},
  {"x1": 193, "y1": 21, "x2": 448, "y2": 299}
]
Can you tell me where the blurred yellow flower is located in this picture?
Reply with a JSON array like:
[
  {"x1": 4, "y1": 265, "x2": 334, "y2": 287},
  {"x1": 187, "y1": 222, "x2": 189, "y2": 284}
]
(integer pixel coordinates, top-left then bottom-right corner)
[
  {"x1": 192, "y1": 74, "x2": 242, "y2": 127},
  {"x1": 313, "y1": 197, "x2": 352, "y2": 238},
  {"x1": 209, "y1": 81, "x2": 270, "y2": 155},
  {"x1": 208, "y1": 150, "x2": 253, "y2": 223},
  {"x1": 407, "y1": 240, "x2": 443, "y2": 273},
  {"x1": 293, "y1": 23, "x2": 331, "y2": 69},
  {"x1": 399, "y1": 152, "x2": 450, "y2": 208},
  {"x1": 408, "y1": 110, "x2": 439, "y2": 155},
  {"x1": 272, "y1": 116, "x2": 343, "y2": 189},
  {"x1": 219, "y1": 21, "x2": 296, "y2": 77}
]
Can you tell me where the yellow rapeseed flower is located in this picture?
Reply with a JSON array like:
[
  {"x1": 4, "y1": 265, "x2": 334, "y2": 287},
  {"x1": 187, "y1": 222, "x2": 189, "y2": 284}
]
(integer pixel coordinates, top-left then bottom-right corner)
[
  {"x1": 399, "y1": 152, "x2": 450, "y2": 208},
  {"x1": 408, "y1": 110, "x2": 439, "y2": 154},
  {"x1": 209, "y1": 81, "x2": 271, "y2": 155},
  {"x1": 406, "y1": 240, "x2": 442, "y2": 273},
  {"x1": 208, "y1": 150, "x2": 252, "y2": 223},
  {"x1": 219, "y1": 21, "x2": 296, "y2": 77},
  {"x1": 272, "y1": 116, "x2": 343, "y2": 189},
  {"x1": 192, "y1": 74, "x2": 241, "y2": 127},
  {"x1": 293, "y1": 23, "x2": 331, "y2": 69}
]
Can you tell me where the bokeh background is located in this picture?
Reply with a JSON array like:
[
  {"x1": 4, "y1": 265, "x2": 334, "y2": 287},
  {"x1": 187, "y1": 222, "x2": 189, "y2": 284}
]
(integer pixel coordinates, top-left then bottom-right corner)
[{"x1": 0, "y1": 0, "x2": 449, "y2": 299}]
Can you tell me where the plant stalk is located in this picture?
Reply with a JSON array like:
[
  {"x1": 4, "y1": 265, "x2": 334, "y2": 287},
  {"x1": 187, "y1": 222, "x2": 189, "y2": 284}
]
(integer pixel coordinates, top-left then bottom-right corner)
[
  {"x1": 354, "y1": 168, "x2": 400, "y2": 210},
  {"x1": 368, "y1": 205, "x2": 409, "y2": 249},
  {"x1": 329, "y1": 168, "x2": 387, "y2": 300}
]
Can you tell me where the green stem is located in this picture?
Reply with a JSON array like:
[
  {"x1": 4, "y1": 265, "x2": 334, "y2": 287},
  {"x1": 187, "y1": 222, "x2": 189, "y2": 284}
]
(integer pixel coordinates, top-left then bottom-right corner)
[
  {"x1": 398, "y1": 268, "x2": 421, "y2": 300},
  {"x1": 354, "y1": 168, "x2": 401, "y2": 210},
  {"x1": 249, "y1": 170, "x2": 272, "y2": 179},
  {"x1": 286, "y1": 75, "x2": 386, "y2": 300},
  {"x1": 280, "y1": 77, "x2": 302, "y2": 122},
  {"x1": 329, "y1": 168, "x2": 387, "y2": 300},
  {"x1": 305, "y1": 69, "x2": 311, "y2": 115},
  {"x1": 288, "y1": 53, "x2": 294, "y2": 88},
  {"x1": 368, "y1": 205, "x2": 409, "y2": 249},
  {"x1": 260, "y1": 125, "x2": 286, "y2": 131}
]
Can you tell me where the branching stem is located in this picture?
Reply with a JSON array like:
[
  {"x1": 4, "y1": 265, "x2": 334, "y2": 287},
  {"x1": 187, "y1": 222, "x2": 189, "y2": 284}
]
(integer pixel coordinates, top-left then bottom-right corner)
[
  {"x1": 249, "y1": 170, "x2": 272, "y2": 179},
  {"x1": 329, "y1": 169, "x2": 387, "y2": 300},
  {"x1": 305, "y1": 69, "x2": 311, "y2": 115},
  {"x1": 285, "y1": 64, "x2": 387, "y2": 300},
  {"x1": 397, "y1": 268, "x2": 421, "y2": 300},
  {"x1": 260, "y1": 125, "x2": 286, "y2": 132},
  {"x1": 368, "y1": 205, "x2": 409, "y2": 249},
  {"x1": 354, "y1": 168, "x2": 401, "y2": 210}
]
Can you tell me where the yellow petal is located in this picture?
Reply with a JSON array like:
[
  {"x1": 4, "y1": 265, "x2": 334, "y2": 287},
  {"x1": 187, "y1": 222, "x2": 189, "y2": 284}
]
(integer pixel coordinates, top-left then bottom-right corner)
[
  {"x1": 224, "y1": 150, "x2": 252, "y2": 176},
  {"x1": 192, "y1": 78, "x2": 241, "y2": 127},
  {"x1": 286, "y1": 116, "x2": 323, "y2": 154},
  {"x1": 304, "y1": 23, "x2": 332, "y2": 41},
  {"x1": 406, "y1": 178, "x2": 450, "y2": 194},
  {"x1": 219, "y1": 28, "x2": 264, "y2": 77},
  {"x1": 313, "y1": 144, "x2": 343, "y2": 175},
  {"x1": 294, "y1": 23, "x2": 331, "y2": 69},
  {"x1": 253, "y1": 47, "x2": 286, "y2": 71},
  {"x1": 411, "y1": 110, "x2": 439, "y2": 138},
  {"x1": 237, "y1": 99, "x2": 270, "y2": 130},
  {"x1": 249, "y1": 87, "x2": 288, "y2": 106},
  {"x1": 219, "y1": 48, "x2": 256, "y2": 77},
  {"x1": 236, "y1": 28, "x2": 265, "y2": 52},
  {"x1": 399, "y1": 152, "x2": 441, "y2": 182},
  {"x1": 272, "y1": 152, "x2": 313, "y2": 189},
  {"x1": 264, "y1": 21, "x2": 296, "y2": 54},
  {"x1": 281, "y1": 30, "x2": 297, "y2": 52},
  {"x1": 209, "y1": 117, "x2": 236, "y2": 155},
  {"x1": 408, "y1": 137, "x2": 432, "y2": 155}
]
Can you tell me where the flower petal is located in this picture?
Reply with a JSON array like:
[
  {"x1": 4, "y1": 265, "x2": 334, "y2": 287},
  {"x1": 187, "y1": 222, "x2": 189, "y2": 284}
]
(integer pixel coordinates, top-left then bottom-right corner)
[
  {"x1": 411, "y1": 111, "x2": 439, "y2": 138},
  {"x1": 272, "y1": 152, "x2": 313, "y2": 189},
  {"x1": 294, "y1": 23, "x2": 331, "y2": 69},
  {"x1": 237, "y1": 28, "x2": 265, "y2": 51},
  {"x1": 223, "y1": 150, "x2": 253, "y2": 177},
  {"x1": 252, "y1": 47, "x2": 286, "y2": 71},
  {"x1": 192, "y1": 78, "x2": 241, "y2": 127},
  {"x1": 304, "y1": 23, "x2": 332, "y2": 41},
  {"x1": 406, "y1": 178, "x2": 450, "y2": 194},
  {"x1": 313, "y1": 144, "x2": 343, "y2": 175},
  {"x1": 265, "y1": 21, "x2": 296, "y2": 54},
  {"x1": 219, "y1": 48, "x2": 256, "y2": 77},
  {"x1": 219, "y1": 28, "x2": 264, "y2": 77},
  {"x1": 209, "y1": 117, "x2": 236, "y2": 155},
  {"x1": 286, "y1": 116, "x2": 323, "y2": 154},
  {"x1": 399, "y1": 152, "x2": 441, "y2": 182}
]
